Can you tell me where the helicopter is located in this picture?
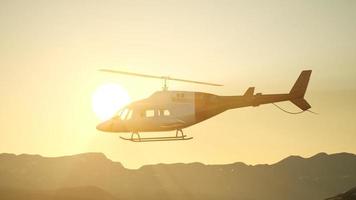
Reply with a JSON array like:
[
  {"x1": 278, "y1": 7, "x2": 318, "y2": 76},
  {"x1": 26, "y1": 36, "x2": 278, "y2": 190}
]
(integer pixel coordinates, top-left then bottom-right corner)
[{"x1": 96, "y1": 69, "x2": 312, "y2": 142}]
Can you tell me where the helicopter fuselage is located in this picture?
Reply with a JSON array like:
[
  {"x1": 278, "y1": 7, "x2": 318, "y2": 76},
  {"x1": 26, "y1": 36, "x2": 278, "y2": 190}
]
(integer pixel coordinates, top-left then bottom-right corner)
[{"x1": 96, "y1": 89, "x2": 297, "y2": 133}]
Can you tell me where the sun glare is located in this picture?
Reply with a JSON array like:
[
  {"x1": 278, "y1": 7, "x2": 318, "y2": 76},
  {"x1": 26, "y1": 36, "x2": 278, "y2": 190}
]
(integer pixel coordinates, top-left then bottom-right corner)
[{"x1": 92, "y1": 83, "x2": 131, "y2": 121}]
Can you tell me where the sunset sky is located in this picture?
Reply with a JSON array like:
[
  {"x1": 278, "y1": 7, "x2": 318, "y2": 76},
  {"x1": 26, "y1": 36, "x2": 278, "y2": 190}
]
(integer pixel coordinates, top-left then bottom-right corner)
[{"x1": 0, "y1": 0, "x2": 355, "y2": 168}]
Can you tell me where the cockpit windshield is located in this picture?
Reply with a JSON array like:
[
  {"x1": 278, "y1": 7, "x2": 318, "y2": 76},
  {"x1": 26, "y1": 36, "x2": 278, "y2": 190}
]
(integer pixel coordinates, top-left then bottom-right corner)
[{"x1": 115, "y1": 108, "x2": 133, "y2": 120}]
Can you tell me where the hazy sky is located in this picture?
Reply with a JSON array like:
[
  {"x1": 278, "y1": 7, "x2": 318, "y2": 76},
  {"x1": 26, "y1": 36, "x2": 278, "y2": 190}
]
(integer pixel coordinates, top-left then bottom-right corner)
[{"x1": 0, "y1": 0, "x2": 355, "y2": 168}]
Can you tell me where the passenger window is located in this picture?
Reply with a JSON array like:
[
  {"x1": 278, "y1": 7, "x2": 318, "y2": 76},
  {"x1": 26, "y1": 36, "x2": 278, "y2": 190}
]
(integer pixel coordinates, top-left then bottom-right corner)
[
  {"x1": 145, "y1": 110, "x2": 155, "y2": 117},
  {"x1": 163, "y1": 110, "x2": 170, "y2": 116},
  {"x1": 158, "y1": 109, "x2": 170, "y2": 116}
]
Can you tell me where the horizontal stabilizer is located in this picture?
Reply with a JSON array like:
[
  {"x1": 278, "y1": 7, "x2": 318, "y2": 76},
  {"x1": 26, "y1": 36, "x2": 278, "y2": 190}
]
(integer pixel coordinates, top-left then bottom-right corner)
[
  {"x1": 244, "y1": 87, "x2": 255, "y2": 96},
  {"x1": 291, "y1": 98, "x2": 311, "y2": 111}
]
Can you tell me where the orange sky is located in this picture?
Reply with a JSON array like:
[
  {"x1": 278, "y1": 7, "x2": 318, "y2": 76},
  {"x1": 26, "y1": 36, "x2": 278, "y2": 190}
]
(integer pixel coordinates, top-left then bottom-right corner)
[{"x1": 0, "y1": 0, "x2": 356, "y2": 168}]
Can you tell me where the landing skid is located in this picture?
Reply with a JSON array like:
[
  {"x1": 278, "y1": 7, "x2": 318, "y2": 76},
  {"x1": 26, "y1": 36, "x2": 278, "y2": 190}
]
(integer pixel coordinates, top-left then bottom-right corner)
[{"x1": 120, "y1": 129, "x2": 193, "y2": 142}]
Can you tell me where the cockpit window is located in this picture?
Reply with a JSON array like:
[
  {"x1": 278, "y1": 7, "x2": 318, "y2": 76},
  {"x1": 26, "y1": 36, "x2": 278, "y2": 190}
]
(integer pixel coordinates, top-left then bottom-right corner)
[
  {"x1": 126, "y1": 110, "x2": 133, "y2": 120},
  {"x1": 120, "y1": 109, "x2": 128, "y2": 120},
  {"x1": 115, "y1": 108, "x2": 133, "y2": 120}
]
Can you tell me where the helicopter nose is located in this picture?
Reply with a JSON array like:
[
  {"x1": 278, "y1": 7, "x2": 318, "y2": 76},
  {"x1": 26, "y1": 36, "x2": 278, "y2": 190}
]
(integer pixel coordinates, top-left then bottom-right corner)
[{"x1": 96, "y1": 120, "x2": 113, "y2": 132}]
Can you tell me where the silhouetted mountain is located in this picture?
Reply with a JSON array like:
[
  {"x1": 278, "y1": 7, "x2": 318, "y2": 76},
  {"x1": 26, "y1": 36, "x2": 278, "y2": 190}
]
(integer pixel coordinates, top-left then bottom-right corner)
[{"x1": 0, "y1": 152, "x2": 355, "y2": 200}]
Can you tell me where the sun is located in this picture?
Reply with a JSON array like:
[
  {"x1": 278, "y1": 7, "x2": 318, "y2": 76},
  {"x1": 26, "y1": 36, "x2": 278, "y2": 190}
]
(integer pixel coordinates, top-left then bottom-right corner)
[{"x1": 92, "y1": 83, "x2": 131, "y2": 121}]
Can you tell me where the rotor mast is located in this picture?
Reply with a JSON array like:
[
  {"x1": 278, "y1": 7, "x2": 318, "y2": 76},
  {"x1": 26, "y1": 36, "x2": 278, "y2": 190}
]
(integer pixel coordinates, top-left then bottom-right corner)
[
  {"x1": 99, "y1": 69, "x2": 223, "y2": 91},
  {"x1": 162, "y1": 77, "x2": 168, "y2": 91}
]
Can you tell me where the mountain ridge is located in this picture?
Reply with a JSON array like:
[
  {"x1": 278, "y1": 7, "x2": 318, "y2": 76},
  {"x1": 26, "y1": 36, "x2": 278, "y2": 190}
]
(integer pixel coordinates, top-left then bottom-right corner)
[
  {"x1": 2, "y1": 151, "x2": 354, "y2": 169},
  {"x1": 0, "y1": 152, "x2": 355, "y2": 200}
]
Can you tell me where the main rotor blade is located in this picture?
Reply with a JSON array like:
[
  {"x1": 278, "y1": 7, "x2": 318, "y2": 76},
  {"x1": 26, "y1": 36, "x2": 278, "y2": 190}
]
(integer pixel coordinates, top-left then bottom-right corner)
[
  {"x1": 99, "y1": 69, "x2": 223, "y2": 86},
  {"x1": 99, "y1": 69, "x2": 164, "y2": 79},
  {"x1": 167, "y1": 77, "x2": 223, "y2": 86}
]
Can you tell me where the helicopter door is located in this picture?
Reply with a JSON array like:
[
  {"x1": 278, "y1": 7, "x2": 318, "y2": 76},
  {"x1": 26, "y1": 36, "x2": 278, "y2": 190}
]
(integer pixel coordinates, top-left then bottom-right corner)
[{"x1": 136, "y1": 109, "x2": 157, "y2": 130}]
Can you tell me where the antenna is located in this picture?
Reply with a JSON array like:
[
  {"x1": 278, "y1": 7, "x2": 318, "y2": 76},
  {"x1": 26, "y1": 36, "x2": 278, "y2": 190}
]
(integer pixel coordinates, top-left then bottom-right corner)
[{"x1": 99, "y1": 69, "x2": 223, "y2": 91}]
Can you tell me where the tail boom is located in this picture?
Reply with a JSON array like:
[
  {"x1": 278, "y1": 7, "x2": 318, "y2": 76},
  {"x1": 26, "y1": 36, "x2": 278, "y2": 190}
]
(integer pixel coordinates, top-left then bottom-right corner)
[
  {"x1": 220, "y1": 70, "x2": 313, "y2": 111},
  {"x1": 194, "y1": 70, "x2": 312, "y2": 123}
]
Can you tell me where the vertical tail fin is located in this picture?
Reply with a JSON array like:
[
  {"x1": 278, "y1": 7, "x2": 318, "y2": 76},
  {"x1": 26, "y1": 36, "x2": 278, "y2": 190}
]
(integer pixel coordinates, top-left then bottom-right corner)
[
  {"x1": 289, "y1": 70, "x2": 312, "y2": 110},
  {"x1": 244, "y1": 87, "x2": 255, "y2": 96},
  {"x1": 290, "y1": 70, "x2": 312, "y2": 98}
]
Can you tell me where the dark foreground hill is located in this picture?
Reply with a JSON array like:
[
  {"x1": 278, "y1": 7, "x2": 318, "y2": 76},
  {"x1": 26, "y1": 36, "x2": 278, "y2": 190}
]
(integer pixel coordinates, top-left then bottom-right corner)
[
  {"x1": 326, "y1": 186, "x2": 356, "y2": 200},
  {"x1": 0, "y1": 152, "x2": 355, "y2": 200},
  {"x1": 0, "y1": 186, "x2": 118, "y2": 200}
]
